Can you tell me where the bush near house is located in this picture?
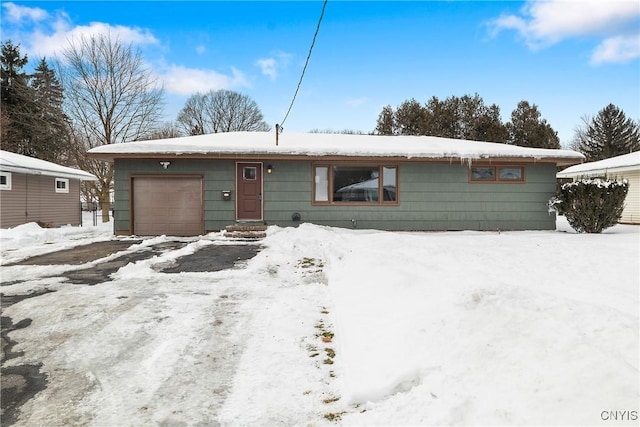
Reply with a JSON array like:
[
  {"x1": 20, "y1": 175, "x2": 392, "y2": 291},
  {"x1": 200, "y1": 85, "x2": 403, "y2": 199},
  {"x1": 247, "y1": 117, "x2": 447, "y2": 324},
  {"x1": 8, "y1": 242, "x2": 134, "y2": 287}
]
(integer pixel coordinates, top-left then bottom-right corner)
[{"x1": 549, "y1": 177, "x2": 629, "y2": 233}]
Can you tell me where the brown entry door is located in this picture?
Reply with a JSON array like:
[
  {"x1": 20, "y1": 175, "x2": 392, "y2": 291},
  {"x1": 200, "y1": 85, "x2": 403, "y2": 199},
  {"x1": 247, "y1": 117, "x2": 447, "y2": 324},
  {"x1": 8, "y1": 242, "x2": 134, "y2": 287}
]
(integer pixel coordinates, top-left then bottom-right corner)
[{"x1": 236, "y1": 162, "x2": 263, "y2": 221}]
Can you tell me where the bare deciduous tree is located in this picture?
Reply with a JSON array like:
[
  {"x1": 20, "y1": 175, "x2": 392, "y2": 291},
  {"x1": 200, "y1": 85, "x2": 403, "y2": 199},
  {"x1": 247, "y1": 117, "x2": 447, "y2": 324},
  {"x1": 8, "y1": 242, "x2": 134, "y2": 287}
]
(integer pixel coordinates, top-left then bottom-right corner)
[
  {"x1": 59, "y1": 33, "x2": 164, "y2": 222},
  {"x1": 177, "y1": 89, "x2": 270, "y2": 135},
  {"x1": 138, "y1": 121, "x2": 184, "y2": 140}
]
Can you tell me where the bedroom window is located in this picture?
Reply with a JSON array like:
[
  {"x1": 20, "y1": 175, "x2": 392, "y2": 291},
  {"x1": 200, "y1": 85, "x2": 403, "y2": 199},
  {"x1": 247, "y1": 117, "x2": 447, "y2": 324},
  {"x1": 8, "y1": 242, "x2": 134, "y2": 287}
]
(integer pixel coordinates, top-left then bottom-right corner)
[
  {"x1": 0, "y1": 172, "x2": 11, "y2": 190},
  {"x1": 55, "y1": 178, "x2": 69, "y2": 193},
  {"x1": 313, "y1": 164, "x2": 398, "y2": 204},
  {"x1": 470, "y1": 166, "x2": 525, "y2": 183}
]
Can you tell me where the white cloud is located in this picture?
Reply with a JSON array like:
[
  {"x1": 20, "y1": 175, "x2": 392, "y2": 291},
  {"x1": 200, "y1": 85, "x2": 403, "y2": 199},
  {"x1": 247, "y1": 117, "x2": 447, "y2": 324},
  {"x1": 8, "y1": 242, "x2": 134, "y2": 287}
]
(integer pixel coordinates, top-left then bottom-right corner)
[
  {"x1": 2, "y1": 2, "x2": 48, "y2": 23},
  {"x1": 490, "y1": 0, "x2": 640, "y2": 63},
  {"x1": 256, "y1": 58, "x2": 277, "y2": 80},
  {"x1": 18, "y1": 17, "x2": 158, "y2": 59},
  {"x1": 255, "y1": 51, "x2": 292, "y2": 81},
  {"x1": 161, "y1": 65, "x2": 250, "y2": 95},
  {"x1": 591, "y1": 35, "x2": 640, "y2": 65}
]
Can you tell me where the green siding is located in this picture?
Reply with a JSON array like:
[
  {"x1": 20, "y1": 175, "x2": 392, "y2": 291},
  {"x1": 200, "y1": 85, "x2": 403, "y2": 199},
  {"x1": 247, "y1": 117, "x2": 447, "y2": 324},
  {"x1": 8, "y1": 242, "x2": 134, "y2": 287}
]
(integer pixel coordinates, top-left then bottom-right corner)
[
  {"x1": 264, "y1": 161, "x2": 557, "y2": 231},
  {"x1": 113, "y1": 159, "x2": 558, "y2": 234}
]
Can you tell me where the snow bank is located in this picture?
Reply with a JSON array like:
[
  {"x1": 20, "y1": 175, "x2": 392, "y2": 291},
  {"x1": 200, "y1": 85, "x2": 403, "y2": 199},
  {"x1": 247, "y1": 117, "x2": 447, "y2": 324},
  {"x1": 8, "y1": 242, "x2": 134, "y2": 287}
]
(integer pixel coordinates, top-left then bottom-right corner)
[{"x1": 2, "y1": 216, "x2": 637, "y2": 426}]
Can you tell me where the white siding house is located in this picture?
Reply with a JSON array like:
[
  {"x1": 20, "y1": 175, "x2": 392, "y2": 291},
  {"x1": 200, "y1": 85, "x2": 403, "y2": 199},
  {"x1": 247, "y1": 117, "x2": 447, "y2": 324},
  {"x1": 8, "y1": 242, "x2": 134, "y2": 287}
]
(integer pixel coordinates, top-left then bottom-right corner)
[{"x1": 557, "y1": 151, "x2": 640, "y2": 224}]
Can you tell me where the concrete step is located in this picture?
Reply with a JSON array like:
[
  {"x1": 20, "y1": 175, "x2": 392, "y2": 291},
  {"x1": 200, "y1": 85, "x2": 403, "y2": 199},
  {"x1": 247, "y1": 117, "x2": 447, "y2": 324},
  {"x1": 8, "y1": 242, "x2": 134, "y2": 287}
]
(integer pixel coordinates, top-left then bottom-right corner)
[{"x1": 224, "y1": 224, "x2": 267, "y2": 240}]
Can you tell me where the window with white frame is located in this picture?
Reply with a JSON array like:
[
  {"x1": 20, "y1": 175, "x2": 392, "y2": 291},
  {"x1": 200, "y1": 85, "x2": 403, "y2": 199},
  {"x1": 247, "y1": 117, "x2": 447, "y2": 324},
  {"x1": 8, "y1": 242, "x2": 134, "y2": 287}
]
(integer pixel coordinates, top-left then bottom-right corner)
[
  {"x1": 0, "y1": 172, "x2": 11, "y2": 190},
  {"x1": 55, "y1": 178, "x2": 69, "y2": 193}
]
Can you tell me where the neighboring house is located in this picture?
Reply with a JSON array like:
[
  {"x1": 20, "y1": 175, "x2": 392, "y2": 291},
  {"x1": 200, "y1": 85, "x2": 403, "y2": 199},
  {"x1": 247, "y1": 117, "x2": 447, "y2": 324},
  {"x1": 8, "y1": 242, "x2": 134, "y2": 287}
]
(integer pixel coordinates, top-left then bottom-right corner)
[
  {"x1": 557, "y1": 151, "x2": 640, "y2": 224},
  {"x1": 87, "y1": 132, "x2": 584, "y2": 236},
  {"x1": 0, "y1": 150, "x2": 98, "y2": 228}
]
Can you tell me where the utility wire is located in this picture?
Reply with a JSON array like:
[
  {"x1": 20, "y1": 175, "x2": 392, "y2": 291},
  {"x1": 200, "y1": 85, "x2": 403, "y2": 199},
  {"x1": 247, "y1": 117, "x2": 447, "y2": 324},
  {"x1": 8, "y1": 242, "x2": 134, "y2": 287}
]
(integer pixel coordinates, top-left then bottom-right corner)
[{"x1": 279, "y1": 0, "x2": 328, "y2": 130}]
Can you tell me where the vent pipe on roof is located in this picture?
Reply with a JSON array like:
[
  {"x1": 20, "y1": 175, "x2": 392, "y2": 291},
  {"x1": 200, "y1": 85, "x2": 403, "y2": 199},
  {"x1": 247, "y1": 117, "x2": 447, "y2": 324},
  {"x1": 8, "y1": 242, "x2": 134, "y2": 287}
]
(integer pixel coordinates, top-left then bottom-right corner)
[{"x1": 275, "y1": 123, "x2": 282, "y2": 146}]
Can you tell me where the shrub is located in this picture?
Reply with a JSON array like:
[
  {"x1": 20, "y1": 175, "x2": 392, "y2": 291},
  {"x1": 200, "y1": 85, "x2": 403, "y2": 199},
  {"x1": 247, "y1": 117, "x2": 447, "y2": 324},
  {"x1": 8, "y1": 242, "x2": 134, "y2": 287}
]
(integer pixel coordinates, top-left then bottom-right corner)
[{"x1": 549, "y1": 177, "x2": 629, "y2": 233}]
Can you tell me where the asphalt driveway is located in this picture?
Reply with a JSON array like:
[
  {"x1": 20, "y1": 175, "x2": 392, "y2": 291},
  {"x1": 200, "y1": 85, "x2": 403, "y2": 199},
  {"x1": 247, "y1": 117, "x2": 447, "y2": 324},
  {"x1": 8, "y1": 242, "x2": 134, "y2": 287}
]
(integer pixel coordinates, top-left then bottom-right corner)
[{"x1": 0, "y1": 238, "x2": 262, "y2": 426}]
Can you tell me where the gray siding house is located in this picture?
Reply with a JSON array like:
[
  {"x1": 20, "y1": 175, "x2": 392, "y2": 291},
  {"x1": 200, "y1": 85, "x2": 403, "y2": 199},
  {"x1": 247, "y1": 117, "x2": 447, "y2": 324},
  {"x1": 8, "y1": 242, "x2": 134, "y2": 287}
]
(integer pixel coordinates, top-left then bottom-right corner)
[
  {"x1": 87, "y1": 132, "x2": 584, "y2": 236},
  {"x1": 0, "y1": 150, "x2": 97, "y2": 229}
]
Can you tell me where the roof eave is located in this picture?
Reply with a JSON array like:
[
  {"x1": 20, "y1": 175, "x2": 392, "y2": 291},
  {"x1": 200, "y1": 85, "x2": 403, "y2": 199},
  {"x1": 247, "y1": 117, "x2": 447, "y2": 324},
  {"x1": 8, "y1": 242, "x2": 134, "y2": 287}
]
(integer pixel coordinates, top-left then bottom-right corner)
[
  {"x1": 0, "y1": 165, "x2": 98, "y2": 181},
  {"x1": 87, "y1": 151, "x2": 584, "y2": 166}
]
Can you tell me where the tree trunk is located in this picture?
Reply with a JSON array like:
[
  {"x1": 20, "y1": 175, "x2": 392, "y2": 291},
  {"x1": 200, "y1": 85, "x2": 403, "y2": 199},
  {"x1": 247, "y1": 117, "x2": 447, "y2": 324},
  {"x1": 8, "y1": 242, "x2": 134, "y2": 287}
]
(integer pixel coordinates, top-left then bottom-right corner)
[
  {"x1": 100, "y1": 200, "x2": 111, "y2": 223},
  {"x1": 98, "y1": 185, "x2": 111, "y2": 223}
]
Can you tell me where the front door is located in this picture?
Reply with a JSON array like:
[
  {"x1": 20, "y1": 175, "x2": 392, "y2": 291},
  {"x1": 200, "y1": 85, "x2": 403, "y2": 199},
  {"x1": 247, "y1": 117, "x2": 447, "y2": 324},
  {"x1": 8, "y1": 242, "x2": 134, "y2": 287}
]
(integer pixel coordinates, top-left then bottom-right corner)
[{"x1": 236, "y1": 162, "x2": 263, "y2": 221}]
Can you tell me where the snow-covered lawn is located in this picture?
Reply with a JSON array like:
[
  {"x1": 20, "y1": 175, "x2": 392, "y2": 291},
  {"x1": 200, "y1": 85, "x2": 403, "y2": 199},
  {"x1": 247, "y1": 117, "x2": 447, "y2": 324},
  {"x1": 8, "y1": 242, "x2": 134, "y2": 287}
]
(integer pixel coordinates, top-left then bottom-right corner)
[{"x1": 1, "y1": 216, "x2": 638, "y2": 426}]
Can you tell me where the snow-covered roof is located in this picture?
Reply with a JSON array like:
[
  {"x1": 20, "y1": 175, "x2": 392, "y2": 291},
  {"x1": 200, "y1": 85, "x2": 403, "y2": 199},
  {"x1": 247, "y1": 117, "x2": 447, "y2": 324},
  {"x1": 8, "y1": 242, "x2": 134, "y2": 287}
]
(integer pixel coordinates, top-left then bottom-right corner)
[
  {"x1": 88, "y1": 132, "x2": 584, "y2": 165},
  {"x1": 557, "y1": 151, "x2": 639, "y2": 178},
  {"x1": 0, "y1": 150, "x2": 98, "y2": 181}
]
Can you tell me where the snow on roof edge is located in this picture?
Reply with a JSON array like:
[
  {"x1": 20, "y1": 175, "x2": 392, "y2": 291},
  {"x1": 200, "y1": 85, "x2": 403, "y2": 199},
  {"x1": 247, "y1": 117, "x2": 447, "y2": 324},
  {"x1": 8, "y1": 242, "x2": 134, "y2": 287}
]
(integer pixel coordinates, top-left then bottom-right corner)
[
  {"x1": 557, "y1": 151, "x2": 639, "y2": 178},
  {"x1": 87, "y1": 132, "x2": 585, "y2": 163},
  {"x1": 0, "y1": 150, "x2": 98, "y2": 181}
]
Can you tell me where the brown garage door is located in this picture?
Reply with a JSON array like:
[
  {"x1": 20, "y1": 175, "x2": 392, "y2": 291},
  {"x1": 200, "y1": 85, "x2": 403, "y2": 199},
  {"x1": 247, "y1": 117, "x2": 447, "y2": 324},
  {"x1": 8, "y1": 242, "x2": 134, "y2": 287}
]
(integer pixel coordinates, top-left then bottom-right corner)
[{"x1": 132, "y1": 176, "x2": 203, "y2": 236}]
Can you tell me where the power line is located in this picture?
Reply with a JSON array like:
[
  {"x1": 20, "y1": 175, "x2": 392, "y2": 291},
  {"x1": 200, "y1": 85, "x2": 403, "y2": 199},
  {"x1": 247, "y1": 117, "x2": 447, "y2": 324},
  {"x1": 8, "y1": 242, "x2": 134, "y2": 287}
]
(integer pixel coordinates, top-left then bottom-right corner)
[{"x1": 278, "y1": 0, "x2": 328, "y2": 131}]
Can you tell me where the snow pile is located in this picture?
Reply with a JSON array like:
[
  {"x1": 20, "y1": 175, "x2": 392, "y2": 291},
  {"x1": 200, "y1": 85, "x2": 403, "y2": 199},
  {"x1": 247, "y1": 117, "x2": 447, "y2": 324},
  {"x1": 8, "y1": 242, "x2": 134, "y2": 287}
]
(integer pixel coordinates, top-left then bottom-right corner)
[
  {"x1": 0, "y1": 217, "x2": 114, "y2": 265},
  {"x1": 1, "y1": 217, "x2": 638, "y2": 426}
]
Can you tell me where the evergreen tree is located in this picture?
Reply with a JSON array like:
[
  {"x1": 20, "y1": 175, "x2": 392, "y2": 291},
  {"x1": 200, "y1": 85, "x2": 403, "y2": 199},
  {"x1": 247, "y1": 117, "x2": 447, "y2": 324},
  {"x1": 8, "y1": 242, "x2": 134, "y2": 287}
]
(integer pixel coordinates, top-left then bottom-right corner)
[
  {"x1": 375, "y1": 105, "x2": 395, "y2": 135},
  {"x1": 451, "y1": 94, "x2": 507, "y2": 142},
  {"x1": 574, "y1": 104, "x2": 640, "y2": 161},
  {"x1": 394, "y1": 98, "x2": 427, "y2": 136},
  {"x1": 424, "y1": 96, "x2": 458, "y2": 138},
  {"x1": 507, "y1": 101, "x2": 560, "y2": 149},
  {"x1": 1, "y1": 40, "x2": 32, "y2": 154},
  {"x1": 375, "y1": 94, "x2": 507, "y2": 142},
  {"x1": 29, "y1": 58, "x2": 69, "y2": 162}
]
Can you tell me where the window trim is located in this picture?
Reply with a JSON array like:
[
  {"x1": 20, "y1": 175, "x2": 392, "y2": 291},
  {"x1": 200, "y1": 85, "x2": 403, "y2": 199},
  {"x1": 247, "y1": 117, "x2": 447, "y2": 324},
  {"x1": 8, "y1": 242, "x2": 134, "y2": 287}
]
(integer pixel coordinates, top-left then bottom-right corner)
[
  {"x1": 55, "y1": 177, "x2": 69, "y2": 193},
  {"x1": 0, "y1": 172, "x2": 11, "y2": 190},
  {"x1": 312, "y1": 163, "x2": 399, "y2": 206},
  {"x1": 243, "y1": 166, "x2": 257, "y2": 181},
  {"x1": 469, "y1": 165, "x2": 525, "y2": 183}
]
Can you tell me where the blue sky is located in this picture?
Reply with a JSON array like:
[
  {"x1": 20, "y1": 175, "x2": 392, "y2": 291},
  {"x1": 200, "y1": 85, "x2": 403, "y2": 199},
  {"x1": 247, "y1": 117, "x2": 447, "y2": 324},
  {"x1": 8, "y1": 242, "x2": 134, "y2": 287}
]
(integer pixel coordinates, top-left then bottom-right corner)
[{"x1": 2, "y1": 0, "x2": 639, "y2": 147}]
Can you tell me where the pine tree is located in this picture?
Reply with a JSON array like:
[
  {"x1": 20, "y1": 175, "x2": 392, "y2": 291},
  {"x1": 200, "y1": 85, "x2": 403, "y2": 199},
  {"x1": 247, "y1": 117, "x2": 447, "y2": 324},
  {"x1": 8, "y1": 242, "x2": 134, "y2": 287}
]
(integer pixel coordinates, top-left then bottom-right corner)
[
  {"x1": 29, "y1": 58, "x2": 69, "y2": 162},
  {"x1": 393, "y1": 98, "x2": 427, "y2": 136},
  {"x1": 575, "y1": 104, "x2": 640, "y2": 161},
  {"x1": 1, "y1": 40, "x2": 32, "y2": 155},
  {"x1": 375, "y1": 105, "x2": 395, "y2": 135},
  {"x1": 453, "y1": 94, "x2": 507, "y2": 142},
  {"x1": 507, "y1": 101, "x2": 560, "y2": 149},
  {"x1": 374, "y1": 94, "x2": 508, "y2": 142}
]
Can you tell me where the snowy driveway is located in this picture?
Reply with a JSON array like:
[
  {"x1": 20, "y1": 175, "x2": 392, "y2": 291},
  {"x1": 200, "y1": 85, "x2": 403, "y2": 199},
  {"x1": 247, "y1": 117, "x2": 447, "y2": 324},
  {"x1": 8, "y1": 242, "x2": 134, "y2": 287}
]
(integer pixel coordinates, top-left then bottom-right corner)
[
  {"x1": 1, "y1": 218, "x2": 639, "y2": 426},
  {"x1": 0, "y1": 234, "x2": 281, "y2": 426}
]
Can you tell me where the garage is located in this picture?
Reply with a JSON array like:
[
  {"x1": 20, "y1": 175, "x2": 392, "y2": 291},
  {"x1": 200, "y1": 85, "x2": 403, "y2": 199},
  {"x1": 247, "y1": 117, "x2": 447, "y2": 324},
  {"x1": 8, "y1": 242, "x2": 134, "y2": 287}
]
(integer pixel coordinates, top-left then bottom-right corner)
[{"x1": 132, "y1": 176, "x2": 203, "y2": 236}]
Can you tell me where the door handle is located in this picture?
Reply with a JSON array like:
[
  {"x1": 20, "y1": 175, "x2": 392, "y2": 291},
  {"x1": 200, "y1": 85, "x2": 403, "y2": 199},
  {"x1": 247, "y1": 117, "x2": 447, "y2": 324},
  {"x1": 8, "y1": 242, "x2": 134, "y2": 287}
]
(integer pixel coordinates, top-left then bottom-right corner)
[{"x1": 258, "y1": 193, "x2": 262, "y2": 201}]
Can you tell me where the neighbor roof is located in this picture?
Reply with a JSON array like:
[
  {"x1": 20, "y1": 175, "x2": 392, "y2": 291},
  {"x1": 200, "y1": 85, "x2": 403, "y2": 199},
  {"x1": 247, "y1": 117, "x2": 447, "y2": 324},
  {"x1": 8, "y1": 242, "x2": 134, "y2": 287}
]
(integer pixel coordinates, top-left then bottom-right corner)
[
  {"x1": 557, "y1": 151, "x2": 640, "y2": 178},
  {"x1": 0, "y1": 150, "x2": 98, "y2": 181},
  {"x1": 87, "y1": 132, "x2": 585, "y2": 165}
]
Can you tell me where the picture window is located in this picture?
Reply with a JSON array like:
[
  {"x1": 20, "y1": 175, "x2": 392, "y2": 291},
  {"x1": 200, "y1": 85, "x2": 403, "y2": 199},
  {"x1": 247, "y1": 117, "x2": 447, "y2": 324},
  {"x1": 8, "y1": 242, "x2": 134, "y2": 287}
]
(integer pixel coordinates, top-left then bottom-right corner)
[{"x1": 313, "y1": 164, "x2": 398, "y2": 204}]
